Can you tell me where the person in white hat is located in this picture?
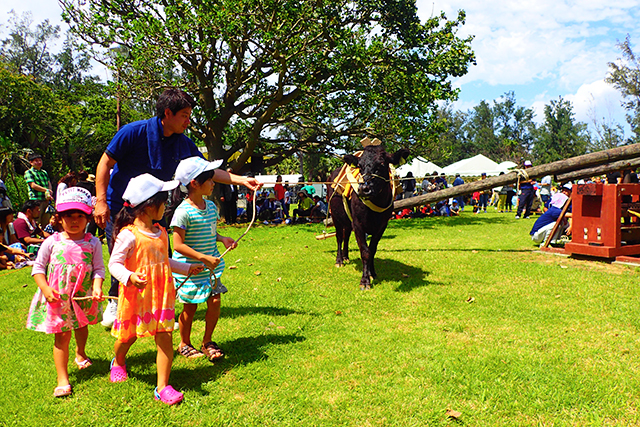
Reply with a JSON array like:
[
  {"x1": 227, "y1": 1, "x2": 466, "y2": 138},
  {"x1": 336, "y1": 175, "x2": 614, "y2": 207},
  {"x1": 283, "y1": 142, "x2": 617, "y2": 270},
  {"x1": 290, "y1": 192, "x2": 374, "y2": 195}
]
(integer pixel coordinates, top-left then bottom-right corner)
[
  {"x1": 26, "y1": 186, "x2": 105, "y2": 398},
  {"x1": 107, "y1": 174, "x2": 204, "y2": 405},
  {"x1": 95, "y1": 89, "x2": 263, "y2": 329},
  {"x1": 169, "y1": 157, "x2": 237, "y2": 361}
]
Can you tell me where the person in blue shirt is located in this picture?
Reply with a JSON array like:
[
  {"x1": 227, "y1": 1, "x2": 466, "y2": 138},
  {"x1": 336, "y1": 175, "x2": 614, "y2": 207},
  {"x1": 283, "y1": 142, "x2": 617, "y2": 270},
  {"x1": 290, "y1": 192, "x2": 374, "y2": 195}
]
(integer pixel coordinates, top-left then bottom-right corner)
[
  {"x1": 530, "y1": 183, "x2": 572, "y2": 245},
  {"x1": 94, "y1": 88, "x2": 261, "y2": 327}
]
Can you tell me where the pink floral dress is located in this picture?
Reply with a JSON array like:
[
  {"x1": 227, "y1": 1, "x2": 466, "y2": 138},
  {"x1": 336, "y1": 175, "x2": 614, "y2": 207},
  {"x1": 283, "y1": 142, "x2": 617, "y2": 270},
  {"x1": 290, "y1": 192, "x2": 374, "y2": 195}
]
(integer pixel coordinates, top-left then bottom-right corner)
[{"x1": 26, "y1": 233, "x2": 102, "y2": 333}]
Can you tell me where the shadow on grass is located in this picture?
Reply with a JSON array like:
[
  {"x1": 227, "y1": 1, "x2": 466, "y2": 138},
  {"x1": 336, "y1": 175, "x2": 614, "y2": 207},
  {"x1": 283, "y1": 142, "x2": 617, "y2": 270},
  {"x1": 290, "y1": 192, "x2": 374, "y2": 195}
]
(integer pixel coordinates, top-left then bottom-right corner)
[
  {"x1": 191, "y1": 305, "x2": 309, "y2": 322},
  {"x1": 119, "y1": 333, "x2": 305, "y2": 395},
  {"x1": 387, "y1": 214, "x2": 515, "y2": 230},
  {"x1": 338, "y1": 256, "x2": 445, "y2": 292},
  {"x1": 380, "y1": 247, "x2": 532, "y2": 253}
]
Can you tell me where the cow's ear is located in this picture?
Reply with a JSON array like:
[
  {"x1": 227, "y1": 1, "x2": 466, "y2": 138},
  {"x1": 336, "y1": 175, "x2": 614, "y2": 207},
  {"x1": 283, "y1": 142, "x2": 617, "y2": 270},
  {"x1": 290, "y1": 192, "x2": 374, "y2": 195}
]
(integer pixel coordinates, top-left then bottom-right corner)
[
  {"x1": 389, "y1": 149, "x2": 410, "y2": 166},
  {"x1": 343, "y1": 154, "x2": 359, "y2": 168}
]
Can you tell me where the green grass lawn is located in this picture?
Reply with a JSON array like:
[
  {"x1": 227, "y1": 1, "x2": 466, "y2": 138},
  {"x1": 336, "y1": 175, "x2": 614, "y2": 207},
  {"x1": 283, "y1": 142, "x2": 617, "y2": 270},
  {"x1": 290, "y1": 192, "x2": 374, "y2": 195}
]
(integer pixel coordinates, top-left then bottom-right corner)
[{"x1": 2, "y1": 211, "x2": 640, "y2": 426}]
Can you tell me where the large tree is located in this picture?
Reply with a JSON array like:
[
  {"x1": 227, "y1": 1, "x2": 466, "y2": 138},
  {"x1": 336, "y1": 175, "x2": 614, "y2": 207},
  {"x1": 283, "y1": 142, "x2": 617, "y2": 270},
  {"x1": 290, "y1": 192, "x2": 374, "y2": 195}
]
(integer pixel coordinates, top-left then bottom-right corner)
[
  {"x1": 533, "y1": 97, "x2": 589, "y2": 164},
  {"x1": 606, "y1": 35, "x2": 640, "y2": 143},
  {"x1": 61, "y1": 0, "x2": 475, "y2": 171}
]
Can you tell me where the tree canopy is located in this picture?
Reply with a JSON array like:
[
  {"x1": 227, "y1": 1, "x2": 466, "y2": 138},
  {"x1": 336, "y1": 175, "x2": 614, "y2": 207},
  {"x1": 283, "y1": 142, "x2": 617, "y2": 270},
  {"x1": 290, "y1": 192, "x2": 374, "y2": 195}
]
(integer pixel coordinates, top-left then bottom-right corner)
[
  {"x1": 607, "y1": 35, "x2": 640, "y2": 143},
  {"x1": 61, "y1": 0, "x2": 475, "y2": 171}
]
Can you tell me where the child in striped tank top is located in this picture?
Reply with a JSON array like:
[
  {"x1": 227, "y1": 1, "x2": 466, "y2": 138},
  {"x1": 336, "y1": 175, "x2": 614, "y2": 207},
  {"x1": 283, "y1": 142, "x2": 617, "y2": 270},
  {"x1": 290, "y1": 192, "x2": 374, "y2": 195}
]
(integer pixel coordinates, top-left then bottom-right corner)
[{"x1": 170, "y1": 157, "x2": 237, "y2": 362}]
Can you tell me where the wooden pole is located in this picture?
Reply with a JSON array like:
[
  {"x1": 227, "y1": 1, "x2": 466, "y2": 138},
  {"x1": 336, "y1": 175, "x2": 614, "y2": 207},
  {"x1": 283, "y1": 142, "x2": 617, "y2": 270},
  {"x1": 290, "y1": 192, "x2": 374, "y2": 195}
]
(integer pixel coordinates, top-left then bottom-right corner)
[
  {"x1": 394, "y1": 144, "x2": 640, "y2": 211},
  {"x1": 555, "y1": 157, "x2": 640, "y2": 182}
]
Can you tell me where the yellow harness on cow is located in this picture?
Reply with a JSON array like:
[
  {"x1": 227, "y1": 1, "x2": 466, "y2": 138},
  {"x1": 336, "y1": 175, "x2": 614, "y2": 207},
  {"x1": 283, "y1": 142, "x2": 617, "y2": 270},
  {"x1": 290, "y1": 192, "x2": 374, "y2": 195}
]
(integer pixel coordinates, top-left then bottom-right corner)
[{"x1": 330, "y1": 151, "x2": 400, "y2": 222}]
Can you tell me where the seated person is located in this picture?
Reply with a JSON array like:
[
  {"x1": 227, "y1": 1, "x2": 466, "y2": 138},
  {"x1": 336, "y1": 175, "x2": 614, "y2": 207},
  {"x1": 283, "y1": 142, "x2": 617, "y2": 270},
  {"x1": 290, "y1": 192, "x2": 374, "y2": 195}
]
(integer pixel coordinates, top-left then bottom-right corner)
[
  {"x1": 450, "y1": 200, "x2": 461, "y2": 216},
  {"x1": 0, "y1": 181, "x2": 12, "y2": 209},
  {"x1": 14, "y1": 200, "x2": 50, "y2": 251},
  {"x1": 292, "y1": 190, "x2": 313, "y2": 221},
  {"x1": 0, "y1": 207, "x2": 30, "y2": 268},
  {"x1": 258, "y1": 193, "x2": 282, "y2": 222},
  {"x1": 310, "y1": 195, "x2": 327, "y2": 220},
  {"x1": 530, "y1": 183, "x2": 573, "y2": 246},
  {"x1": 420, "y1": 204, "x2": 435, "y2": 217},
  {"x1": 43, "y1": 214, "x2": 63, "y2": 234}
]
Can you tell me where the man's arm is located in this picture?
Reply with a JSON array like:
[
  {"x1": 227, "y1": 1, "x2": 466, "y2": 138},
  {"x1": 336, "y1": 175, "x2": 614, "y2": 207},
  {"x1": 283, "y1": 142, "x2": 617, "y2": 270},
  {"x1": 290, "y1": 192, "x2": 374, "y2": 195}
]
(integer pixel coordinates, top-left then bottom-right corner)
[
  {"x1": 95, "y1": 153, "x2": 117, "y2": 229},
  {"x1": 213, "y1": 169, "x2": 263, "y2": 192}
]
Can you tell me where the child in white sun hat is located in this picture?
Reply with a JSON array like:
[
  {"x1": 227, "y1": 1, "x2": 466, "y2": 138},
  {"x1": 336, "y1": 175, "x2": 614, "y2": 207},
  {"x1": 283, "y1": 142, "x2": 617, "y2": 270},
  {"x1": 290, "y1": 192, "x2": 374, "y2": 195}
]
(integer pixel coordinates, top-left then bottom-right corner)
[
  {"x1": 26, "y1": 186, "x2": 105, "y2": 398},
  {"x1": 108, "y1": 173, "x2": 204, "y2": 405},
  {"x1": 169, "y1": 156, "x2": 236, "y2": 362}
]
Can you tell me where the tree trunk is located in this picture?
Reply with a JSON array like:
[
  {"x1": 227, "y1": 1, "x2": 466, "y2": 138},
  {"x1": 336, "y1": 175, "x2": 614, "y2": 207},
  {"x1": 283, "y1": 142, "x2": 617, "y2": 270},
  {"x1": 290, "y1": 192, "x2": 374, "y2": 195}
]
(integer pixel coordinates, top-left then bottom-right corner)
[
  {"x1": 555, "y1": 157, "x2": 640, "y2": 182},
  {"x1": 393, "y1": 143, "x2": 640, "y2": 210}
]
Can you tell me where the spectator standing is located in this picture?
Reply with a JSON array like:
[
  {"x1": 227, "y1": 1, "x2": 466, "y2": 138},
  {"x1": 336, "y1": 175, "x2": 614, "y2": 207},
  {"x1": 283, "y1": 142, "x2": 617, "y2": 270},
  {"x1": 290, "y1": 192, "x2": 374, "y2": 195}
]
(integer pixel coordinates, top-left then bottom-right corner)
[
  {"x1": 402, "y1": 172, "x2": 416, "y2": 199},
  {"x1": 452, "y1": 174, "x2": 465, "y2": 211},
  {"x1": 24, "y1": 153, "x2": 53, "y2": 227},
  {"x1": 515, "y1": 160, "x2": 535, "y2": 219},
  {"x1": 540, "y1": 175, "x2": 552, "y2": 209},
  {"x1": 477, "y1": 173, "x2": 490, "y2": 214},
  {"x1": 220, "y1": 168, "x2": 239, "y2": 225},
  {"x1": 273, "y1": 175, "x2": 286, "y2": 217}
]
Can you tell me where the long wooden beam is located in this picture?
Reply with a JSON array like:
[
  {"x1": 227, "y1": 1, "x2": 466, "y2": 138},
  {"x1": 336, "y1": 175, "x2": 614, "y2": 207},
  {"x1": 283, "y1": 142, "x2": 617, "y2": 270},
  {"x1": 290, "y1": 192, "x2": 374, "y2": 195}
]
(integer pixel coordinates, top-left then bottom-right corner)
[
  {"x1": 393, "y1": 144, "x2": 640, "y2": 210},
  {"x1": 555, "y1": 157, "x2": 640, "y2": 182}
]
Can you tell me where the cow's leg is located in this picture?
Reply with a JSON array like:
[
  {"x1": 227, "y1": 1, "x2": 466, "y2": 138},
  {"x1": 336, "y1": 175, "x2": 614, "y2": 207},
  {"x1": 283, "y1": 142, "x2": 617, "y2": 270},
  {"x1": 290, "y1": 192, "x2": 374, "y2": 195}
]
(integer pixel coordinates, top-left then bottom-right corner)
[
  {"x1": 353, "y1": 230, "x2": 371, "y2": 290},
  {"x1": 335, "y1": 225, "x2": 345, "y2": 267},
  {"x1": 342, "y1": 224, "x2": 352, "y2": 263},
  {"x1": 367, "y1": 234, "x2": 382, "y2": 280}
]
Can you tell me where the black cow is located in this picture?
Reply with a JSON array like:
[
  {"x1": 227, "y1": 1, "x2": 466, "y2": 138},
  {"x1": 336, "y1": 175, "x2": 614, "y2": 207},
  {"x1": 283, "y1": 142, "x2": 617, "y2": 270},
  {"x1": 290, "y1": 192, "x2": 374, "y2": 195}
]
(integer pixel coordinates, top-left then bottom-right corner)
[{"x1": 328, "y1": 145, "x2": 410, "y2": 290}]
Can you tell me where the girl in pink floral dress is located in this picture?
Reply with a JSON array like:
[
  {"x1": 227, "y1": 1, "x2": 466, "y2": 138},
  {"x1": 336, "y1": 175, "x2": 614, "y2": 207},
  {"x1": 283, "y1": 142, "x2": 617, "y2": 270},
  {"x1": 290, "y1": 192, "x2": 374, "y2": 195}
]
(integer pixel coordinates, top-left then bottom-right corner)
[{"x1": 26, "y1": 187, "x2": 105, "y2": 398}]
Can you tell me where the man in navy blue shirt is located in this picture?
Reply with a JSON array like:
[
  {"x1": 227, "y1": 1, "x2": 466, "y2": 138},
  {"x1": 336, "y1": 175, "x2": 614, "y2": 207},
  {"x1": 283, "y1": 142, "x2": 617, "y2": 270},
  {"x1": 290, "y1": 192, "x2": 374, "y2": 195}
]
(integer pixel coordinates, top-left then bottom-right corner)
[
  {"x1": 452, "y1": 174, "x2": 465, "y2": 211},
  {"x1": 95, "y1": 88, "x2": 261, "y2": 327}
]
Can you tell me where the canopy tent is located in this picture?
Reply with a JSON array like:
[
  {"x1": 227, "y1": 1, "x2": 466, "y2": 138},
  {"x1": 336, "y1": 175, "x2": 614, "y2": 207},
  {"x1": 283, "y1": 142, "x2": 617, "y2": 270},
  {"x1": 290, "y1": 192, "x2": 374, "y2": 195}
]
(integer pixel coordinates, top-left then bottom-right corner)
[
  {"x1": 442, "y1": 154, "x2": 514, "y2": 177},
  {"x1": 254, "y1": 174, "x2": 302, "y2": 188},
  {"x1": 396, "y1": 157, "x2": 443, "y2": 178}
]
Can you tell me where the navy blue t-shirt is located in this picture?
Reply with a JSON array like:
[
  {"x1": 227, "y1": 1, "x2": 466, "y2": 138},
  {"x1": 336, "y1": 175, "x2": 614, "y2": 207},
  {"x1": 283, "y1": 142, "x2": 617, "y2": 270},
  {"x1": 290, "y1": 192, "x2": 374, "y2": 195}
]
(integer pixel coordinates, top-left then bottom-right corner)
[
  {"x1": 105, "y1": 117, "x2": 203, "y2": 216},
  {"x1": 530, "y1": 206, "x2": 562, "y2": 235}
]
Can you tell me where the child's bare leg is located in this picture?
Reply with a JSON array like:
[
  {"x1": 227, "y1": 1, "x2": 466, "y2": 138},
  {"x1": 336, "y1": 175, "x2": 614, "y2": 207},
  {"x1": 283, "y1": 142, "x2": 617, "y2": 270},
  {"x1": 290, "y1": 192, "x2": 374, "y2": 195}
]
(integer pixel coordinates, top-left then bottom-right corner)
[
  {"x1": 74, "y1": 326, "x2": 89, "y2": 362},
  {"x1": 202, "y1": 294, "x2": 221, "y2": 345},
  {"x1": 113, "y1": 337, "x2": 136, "y2": 366},
  {"x1": 53, "y1": 331, "x2": 72, "y2": 387},
  {"x1": 178, "y1": 303, "x2": 197, "y2": 348},
  {"x1": 155, "y1": 331, "x2": 174, "y2": 390}
]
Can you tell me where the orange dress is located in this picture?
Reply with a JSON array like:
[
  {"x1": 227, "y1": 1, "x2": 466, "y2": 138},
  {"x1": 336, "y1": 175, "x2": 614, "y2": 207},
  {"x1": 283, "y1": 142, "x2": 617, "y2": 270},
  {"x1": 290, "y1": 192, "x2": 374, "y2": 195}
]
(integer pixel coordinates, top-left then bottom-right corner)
[{"x1": 111, "y1": 225, "x2": 175, "y2": 342}]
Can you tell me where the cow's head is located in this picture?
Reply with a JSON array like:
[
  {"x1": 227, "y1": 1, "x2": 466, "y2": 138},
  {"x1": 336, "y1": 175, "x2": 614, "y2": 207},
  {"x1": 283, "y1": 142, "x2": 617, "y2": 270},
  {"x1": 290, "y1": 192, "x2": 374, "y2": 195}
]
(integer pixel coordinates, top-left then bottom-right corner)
[{"x1": 344, "y1": 146, "x2": 410, "y2": 199}]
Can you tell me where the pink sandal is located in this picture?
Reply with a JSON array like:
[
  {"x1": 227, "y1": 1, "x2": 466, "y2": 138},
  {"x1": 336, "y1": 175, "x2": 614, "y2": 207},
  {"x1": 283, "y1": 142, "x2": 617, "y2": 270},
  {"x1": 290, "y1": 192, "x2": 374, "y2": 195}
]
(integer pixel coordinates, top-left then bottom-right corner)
[
  {"x1": 74, "y1": 357, "x2": 93, "y2": 370},
  {"x1": 109, "y1": 358, "x2": 127, "y2": 383},
  {"x1": 154, "y1": 385, "x2": 183, "y2": 405},
  {"x1": 53, "y1": 384, "x2": 72, "y2": 398}
]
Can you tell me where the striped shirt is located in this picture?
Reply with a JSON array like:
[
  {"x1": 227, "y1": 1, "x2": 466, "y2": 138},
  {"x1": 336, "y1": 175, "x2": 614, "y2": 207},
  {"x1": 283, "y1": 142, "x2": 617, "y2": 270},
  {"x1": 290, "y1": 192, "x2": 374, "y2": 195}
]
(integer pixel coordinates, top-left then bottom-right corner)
[
  {"x1": 171, "y1": 199, "x2": 226, "y2": 303},
  {"x1": 24, "y1": 168, "x2": 50, "y2": 200}
]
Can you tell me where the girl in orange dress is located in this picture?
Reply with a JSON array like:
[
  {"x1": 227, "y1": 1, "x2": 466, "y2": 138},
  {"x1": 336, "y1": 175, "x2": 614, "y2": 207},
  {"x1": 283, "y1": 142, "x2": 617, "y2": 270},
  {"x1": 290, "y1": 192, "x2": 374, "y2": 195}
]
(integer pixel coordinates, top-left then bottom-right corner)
[{"x1": 108, "y1": 174, "x2": 203, "y2": 405}]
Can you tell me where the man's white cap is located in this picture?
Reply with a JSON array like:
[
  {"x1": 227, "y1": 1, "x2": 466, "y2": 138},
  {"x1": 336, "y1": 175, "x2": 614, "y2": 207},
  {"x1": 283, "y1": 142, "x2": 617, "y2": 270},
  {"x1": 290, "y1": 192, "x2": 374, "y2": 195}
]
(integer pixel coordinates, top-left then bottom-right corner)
[
  {"x1": 562, "y1": 182, "x2": 573, "y2": 191},
  {"x1": 122, "y1": 173, "x2": 180, "y2": 208},
  {"x1": 175, "y1": 156, "x2": 223, "y2": 186},
  {"x1": 524, "y1": 160, "x2": 532, "y2": 166}
]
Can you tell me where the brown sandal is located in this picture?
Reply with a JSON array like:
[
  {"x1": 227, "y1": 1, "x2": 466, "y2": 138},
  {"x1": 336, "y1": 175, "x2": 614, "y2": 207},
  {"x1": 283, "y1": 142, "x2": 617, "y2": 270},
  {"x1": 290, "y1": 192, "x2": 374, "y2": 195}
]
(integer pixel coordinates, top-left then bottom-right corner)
[
  {"x1": 178, "y1": 344, "x2": 204, "y2": 359},
  {"x1": 201, "y1": 341, "x2": 225, "y2": 361}
]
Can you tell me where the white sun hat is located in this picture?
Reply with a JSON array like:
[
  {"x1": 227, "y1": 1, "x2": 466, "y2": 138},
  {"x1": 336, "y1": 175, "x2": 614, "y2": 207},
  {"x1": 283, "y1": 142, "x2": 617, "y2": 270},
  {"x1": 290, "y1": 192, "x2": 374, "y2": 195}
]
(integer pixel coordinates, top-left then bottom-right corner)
[
  {"x1": 122, "y1": 173, "x2": 180, "y2": 208},
  {"x1": 175, "y1": 156, "x2": 223, "y2": 186}
]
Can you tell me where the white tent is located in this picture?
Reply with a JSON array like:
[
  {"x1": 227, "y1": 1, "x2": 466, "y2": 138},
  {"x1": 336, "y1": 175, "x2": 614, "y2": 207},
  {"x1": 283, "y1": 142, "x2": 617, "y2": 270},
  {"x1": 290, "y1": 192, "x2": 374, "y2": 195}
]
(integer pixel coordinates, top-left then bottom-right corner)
[
  {"x1": 254, "y1": 174, "x2": 302, "y2": 188},
  {"x1": 442, "y1": 154, "x2": 513, "y2": 177},
  {"x1": 396, "y1": 157, "x2": 443, "y2": 178}
]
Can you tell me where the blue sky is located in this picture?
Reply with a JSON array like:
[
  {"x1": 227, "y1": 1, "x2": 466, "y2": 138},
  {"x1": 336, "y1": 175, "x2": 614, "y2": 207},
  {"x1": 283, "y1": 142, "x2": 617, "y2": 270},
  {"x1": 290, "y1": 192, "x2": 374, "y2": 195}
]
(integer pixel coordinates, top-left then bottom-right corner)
[{"x1": 2, "y1": 1, "x2": 639, "y2": 136}]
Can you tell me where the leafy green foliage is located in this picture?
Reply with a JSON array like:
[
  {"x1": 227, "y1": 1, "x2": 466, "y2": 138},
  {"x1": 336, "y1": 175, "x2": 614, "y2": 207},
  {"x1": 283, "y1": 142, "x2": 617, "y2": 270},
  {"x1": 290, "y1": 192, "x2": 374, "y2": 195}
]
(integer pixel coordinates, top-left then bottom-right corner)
[
  {"x1": 533, "y1": 97, "x2": 590, "y2": 164},
  {"x1": 606, "y1": 35, "x2": 640, "y2": 143},
  {"x1": 61, "y1": 0, "x2": 476, "y2": 169}
]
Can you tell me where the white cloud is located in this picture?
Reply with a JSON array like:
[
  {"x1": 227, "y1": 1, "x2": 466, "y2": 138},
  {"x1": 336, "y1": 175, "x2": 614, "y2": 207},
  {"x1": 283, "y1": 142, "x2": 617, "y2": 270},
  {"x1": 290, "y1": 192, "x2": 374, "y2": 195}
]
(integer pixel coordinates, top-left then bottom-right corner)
[{"x1": 418, "y1": 0, "x2": 640, "y2": 91}]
